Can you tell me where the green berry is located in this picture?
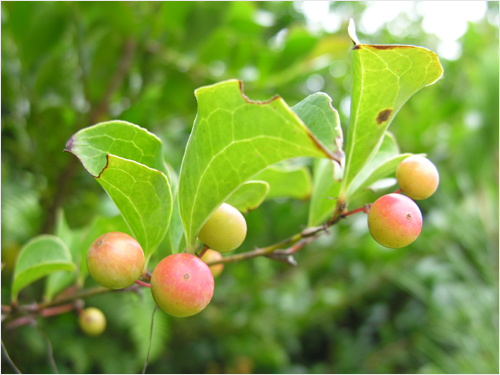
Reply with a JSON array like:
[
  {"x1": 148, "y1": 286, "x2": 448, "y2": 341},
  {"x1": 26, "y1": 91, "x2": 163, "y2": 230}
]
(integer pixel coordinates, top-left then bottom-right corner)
[
  {"x1": 396, "y1": 155, "x2": 439, "y2": 200},
  {"x1": 201, "y1": 249, "x2": 224, "y2": 278},
  {"x1": 78, "y1": 307, "x2": 106, "y2": 336},
  {"x1": 87, "y1": 232, "x2": 145, "y2": 289},
  {"x1": 368, "y1": 193, "x2": 422, "y2": 249},
  {"x1": 198, "y1": 203, "x2": 247, "y2": 253}
]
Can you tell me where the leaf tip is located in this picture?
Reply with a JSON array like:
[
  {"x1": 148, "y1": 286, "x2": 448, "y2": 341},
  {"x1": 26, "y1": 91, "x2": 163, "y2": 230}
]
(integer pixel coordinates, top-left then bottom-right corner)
[{"x1": 348, "y1": 18, "x2": 360, "y2": 47}]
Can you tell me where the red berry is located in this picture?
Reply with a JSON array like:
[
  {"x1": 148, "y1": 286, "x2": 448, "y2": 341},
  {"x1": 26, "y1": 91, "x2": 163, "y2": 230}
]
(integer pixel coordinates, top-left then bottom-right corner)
[
  {"x1": 368, "y1": 194, "x2": 422, "y2": 249},
  {"x1": 151, "y1": 253, "x2": 214, "y2": 317}
]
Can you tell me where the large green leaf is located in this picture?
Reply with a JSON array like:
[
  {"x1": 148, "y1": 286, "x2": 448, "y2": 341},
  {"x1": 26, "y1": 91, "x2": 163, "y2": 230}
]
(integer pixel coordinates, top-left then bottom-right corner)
[
  {"x1": 346, "y1": 132, "x2": 412, "y2": 201},
  {"x1": 96, "y1": 155, "x2": 172, "y2": 263},
  {"x1": 308, "y1": 158, "x2": 342, "y2": 226},
  {"x1": 226, "y1": 181, "x2": 270, "y2": 213},
  {"x1": 66, "y1": 121, "x2": 174, "y2": 262},
  {"x1": 340, "y1": 40, "x2": 443, "y2": 201},
  {"x1": 291, "y1": 92, "x2": 343, "y2": 159},
  {"x1": 12, "y1": 235, "x2": 75, "y2": 302},
  {"x1": 254, "y1": 164, "x2": 312, "y2": 200},
  {"x1": 65, "y1": 120, "x2": 169, "y2": 177},
  {"x1": 178, "y1": 79, "x2": 333, "y2": 250}
]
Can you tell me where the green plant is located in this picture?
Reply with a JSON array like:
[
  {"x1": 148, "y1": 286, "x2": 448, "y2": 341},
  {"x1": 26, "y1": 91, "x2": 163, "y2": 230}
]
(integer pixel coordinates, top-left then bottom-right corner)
[
  {"x1": 150, "y1": 253, "x2": 214, "y2": 317},
  {"x1": 2, "y1": 19, "x2": 453, "y2": 372},
  {"x1": 396, "y1": 155, "x2": 440, "y2": 200},
  {"x1": 368, "y1": 193, "x2": 423, "y2": 249},
  {"x1": 78, "y1": 307, "x2": 107, "y2": 337},
  {"x1": 87, "y1": 232, "x2": 145, "y2": 289},
  {"x1": 198, "y1": 203, "x2": 247, "y2": 253}
]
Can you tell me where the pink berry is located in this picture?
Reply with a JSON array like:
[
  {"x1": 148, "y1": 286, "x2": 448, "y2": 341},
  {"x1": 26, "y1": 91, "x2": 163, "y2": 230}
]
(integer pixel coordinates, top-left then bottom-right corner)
[
  {"x1": 87, "y1": 232, "x2": 145, "y2": 289},
  {"x1": 368, "y1": 194, "x2": 422, "y2": 249},
  {"x1": 151, "y1": 253, "x2": 214, "y2": 317}
]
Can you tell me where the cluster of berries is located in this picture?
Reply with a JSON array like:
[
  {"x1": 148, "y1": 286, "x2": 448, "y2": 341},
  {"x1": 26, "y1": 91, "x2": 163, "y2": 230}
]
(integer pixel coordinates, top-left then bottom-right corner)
[
  {"x1": 82, "y1": 203, "x2": 247, "y2": 333},
  {"x1": 79, "y1": 155, "x2": 438, "y2": 334},
  {"x1": 368, "y1": 155, "x2": 439, "y2": 248}
]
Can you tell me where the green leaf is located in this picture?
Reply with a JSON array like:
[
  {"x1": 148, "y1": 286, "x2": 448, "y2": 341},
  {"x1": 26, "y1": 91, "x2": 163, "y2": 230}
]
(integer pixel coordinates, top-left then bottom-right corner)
[
  {"x1": 78, "y1": 215, "x2": 132, "y2": 282},
  {"x1": 178, "y1": 79, "x2": 334, "y2": 250},
  {"x1": 45, "y1": 210, "x2": 81, "y2": 301},
  {"x1": 226, "y1": 181, "x2": 270, "y2": 213},
  {"x1": 65, "y1": 120, "x2": 169, "y2": 177},
  {"x1": 254, "y1": 165, "x2": 312, "y2": 200},
  {"x1": 66, "y1": 121, "x2": 175, "y2": 261},
  {"x1": 346, "y1": 132, "x2": 412, "y2": 201},
  {"x1": 308, "y1": 158, "x2": 342, "y2": 227},
  {"x1": 340, "y1": 42, "x2": 443, "y2": 201},
  {"x1": 12, "y1": 235, "x2": 75, "y2": 302},
  {"x1": 164, "y1": 192, "x2": 185, "y2": 254},
  {"x1": 291, "y1": 92, "x2": 343, "y2": 159},
  {"x1": 96, "y1": 155, "x2": 173, "y2": 263}
]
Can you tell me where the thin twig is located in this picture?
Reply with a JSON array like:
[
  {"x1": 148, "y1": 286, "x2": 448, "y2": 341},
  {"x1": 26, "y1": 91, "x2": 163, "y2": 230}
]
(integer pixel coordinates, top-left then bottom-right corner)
[
  {"x1": 135, "y1": 280, "x2": 151, "y2": 288},
  {"x1": 198, "y1": 245, "x2": 209, "y2": 259},
  {"x1": 204, "y1": 203, "x2": 369, "y2": 267},
  {"x1": 90, "y1": 38, "x2": 136, "y2": 123},
  {"x1": 38, "y1": 327, "x2": 59, "y2": 374},
  {"x1": 2, "y1": 339, "x2": 21, "y2": 374},
  {"x1": 142, "y1": 305, "x2": 158, "y2": 374}
]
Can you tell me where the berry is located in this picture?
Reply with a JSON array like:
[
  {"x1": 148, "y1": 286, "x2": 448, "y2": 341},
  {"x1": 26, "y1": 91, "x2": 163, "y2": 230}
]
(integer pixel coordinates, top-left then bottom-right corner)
[
  {"x1": 368, "y1": 193, "x2": 422, "y2": 249},
  {"x1": 201, "y1": 249, "x2": 224, "y2": 278},
  {"x1": 198, "y1": 203, "x2": 247, "y2": 253},
  {"x1": 87, "y1": 232, "x2": 145, "y2": 289},
  {"x1": 78, "y1": 307, "x2": 106, "y2": 336},
  {"x1": 396, "y1": 155, "x2": 439, "y2": 200},
  {"x1": 151, "y1": 253, "x2": 214, "y2": 317}
]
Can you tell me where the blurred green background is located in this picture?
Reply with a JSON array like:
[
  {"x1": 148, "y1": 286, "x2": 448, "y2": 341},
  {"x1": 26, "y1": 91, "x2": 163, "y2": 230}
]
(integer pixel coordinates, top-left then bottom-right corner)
[{"x1": 2, "y1": 1, "x2": 498, "y2": 373}]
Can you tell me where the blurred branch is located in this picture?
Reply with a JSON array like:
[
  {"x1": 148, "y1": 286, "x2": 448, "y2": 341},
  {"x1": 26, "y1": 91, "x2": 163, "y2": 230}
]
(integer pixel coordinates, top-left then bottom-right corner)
[
  {"x1": 142, "y1": 305, "x2": 157, "y2": 374},
  {"x1": 2, "y1": 340, "x2": 21, "y2": 374},
  {"x1": 3, "y1": 284, "x2": 143, "y2": 329},
  {"x1": 90, "y1": 38, "x2": 136, "y2": 124},
  {"x1": 42, "y1": 36, "x2": 136, "y2": 234}
]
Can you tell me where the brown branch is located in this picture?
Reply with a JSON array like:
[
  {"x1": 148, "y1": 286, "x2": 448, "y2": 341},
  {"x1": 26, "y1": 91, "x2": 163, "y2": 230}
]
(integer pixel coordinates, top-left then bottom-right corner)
[
  {"x1": 204, "y1": 202, "x2": 370, "y2": 267},
  {"x1": 6, "y1": 204, "x2": 369, "y2": 327},
  {"x1": 42, "y1": 37, "x2": 137, "y2": 234}
]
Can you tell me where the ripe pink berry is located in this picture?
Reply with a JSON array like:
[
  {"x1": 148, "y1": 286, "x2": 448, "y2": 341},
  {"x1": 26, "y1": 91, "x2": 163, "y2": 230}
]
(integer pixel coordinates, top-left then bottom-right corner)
[
  {"x1": 396, "y1": 155, "x2": 439, "y2": 200},
  {"x1": 368, "y1": 194, "x2": 422, "y2": 249},
  {"x1": 151, "y1": 253, "x2": 214, "y2": 317},
  {"x1": 87, "y1": 232, "x2": 145, "y2": 289}
]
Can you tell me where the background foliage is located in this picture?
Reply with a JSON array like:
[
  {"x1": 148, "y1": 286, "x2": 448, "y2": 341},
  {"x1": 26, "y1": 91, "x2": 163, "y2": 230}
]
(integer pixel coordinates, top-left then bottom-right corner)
[{"x1": 2, "y1": 2, "x2": 498, "y2": 374}]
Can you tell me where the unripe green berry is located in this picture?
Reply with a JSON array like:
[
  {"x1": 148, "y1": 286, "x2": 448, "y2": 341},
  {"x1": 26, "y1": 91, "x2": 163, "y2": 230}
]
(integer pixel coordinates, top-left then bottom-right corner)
[
  {"x1": 151, "y1": 253, "x2": 214, "y2": 318},
  {"x1": 78, "y1": 307, "x2": 106, "y2": 336},
  {"x1": 368, "y1": 193, "x2": 422, "y2": 249},
  {"x1": 198, "y1": 203, "x2": 247, "y2": 253},
  {"x1": 396, "y1": 155, "x2": 439, "y2": 200},
  {"x1": 201, "y1": 249, "x2": 224, "y2": 278},
  {"x1": 87, "y1": 232, "x2": 145, "y2": 289}
]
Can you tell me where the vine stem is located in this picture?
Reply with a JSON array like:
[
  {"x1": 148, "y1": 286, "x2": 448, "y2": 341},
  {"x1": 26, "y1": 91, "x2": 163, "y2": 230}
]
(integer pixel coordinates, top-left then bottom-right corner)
[
  {"x1": 5, "y1": 203, "x2": 370, "y2": 324},
  {"x1": 198, "y1": 245, "x2": 209, "y2": 259},
  {"x1": 135, "y1": 280, "x2": 151, "y2": 288},
  {"x1": 2, "y1": 339, "x2": 21, "y2": 374},
  {"x1": 204, "y1": 202, "x2": 367, "y2": 267}
]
